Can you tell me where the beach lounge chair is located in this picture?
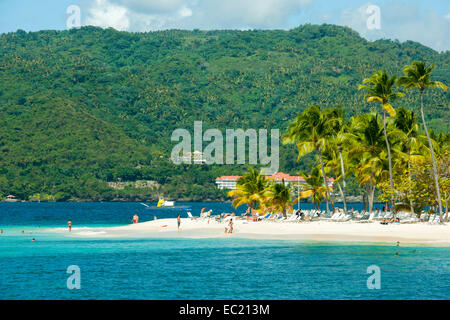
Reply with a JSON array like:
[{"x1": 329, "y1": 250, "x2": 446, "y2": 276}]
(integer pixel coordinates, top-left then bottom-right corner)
[
  {"x1": 429, "y1": 214, "x2": 440, "y2": 224},
  {"x1": 186, "y1": 212, "x2": 197, "y2": 220},
  {"x1": 357, "y1": 211, "x2": 372, "y2": 223},
  {"x1": 330, "y1": 211, "x2": 340, "y2": 220},
  {"x1": 286, "y1": 214, "x2": 298, "y2": 222},
  {"x1": 259, "y1": 213, "x2": 271, "y2": 221},
  {"x1": 337, "y1": 213, "x2": 351, "y2": 222},
  {"x1": 318, "y1": 211, "x2": 336, "y2": 221}
]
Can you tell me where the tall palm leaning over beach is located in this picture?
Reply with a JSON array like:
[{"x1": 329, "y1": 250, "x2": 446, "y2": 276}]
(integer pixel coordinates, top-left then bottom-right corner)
[
  {"x1": 359, "y1": 71, "x2": 404, "y2": 214},
  {"x1": 228, "y1": 168, "x2": 270, "y2": 215},
  {"x1": 283, "y1": 106, "x2": 337, "y2": 215},
  {"x1": 398, "y1": 61, "x2": 448, "y2": 223}
]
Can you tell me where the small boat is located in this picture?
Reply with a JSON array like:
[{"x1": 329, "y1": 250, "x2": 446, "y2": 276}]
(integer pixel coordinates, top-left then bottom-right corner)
[
  {"x1": 141, "y1": 198, "x2": 191, "y2": 210},
  {"x1": 157, "y1": 198, "x2": 174, "y2": 207}
]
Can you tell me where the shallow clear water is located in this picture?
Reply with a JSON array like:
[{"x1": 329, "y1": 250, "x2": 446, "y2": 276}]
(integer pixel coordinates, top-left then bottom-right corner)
[{"x1": 0, "y1": 202, "x2": 448, "y2": 300}]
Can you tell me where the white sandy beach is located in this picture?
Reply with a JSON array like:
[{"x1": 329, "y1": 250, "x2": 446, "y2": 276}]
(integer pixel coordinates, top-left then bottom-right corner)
[{"x1": 59, "y1": 218, "x2": 450, "y2": 247}]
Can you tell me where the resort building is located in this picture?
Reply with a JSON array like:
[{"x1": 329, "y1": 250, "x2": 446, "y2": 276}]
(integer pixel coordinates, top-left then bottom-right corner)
[
  {"x1": 4, "y1": 195, "x2": 18, "y2": 202},
  {"x1": 215, "y1": 176, "x2": 242, "y2": 190},
  {"x1": 215, "y1": 172, "x2": 334, "y2": 190}
]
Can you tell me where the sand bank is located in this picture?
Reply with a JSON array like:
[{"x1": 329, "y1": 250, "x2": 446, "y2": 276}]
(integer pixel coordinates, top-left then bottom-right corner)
[{"x1": 54, "y1": 218, "x2": 450, "y2": 247}]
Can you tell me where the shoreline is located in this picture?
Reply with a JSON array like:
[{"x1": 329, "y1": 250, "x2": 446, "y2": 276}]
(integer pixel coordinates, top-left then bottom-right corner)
[{"x1": 51, "y1": 218, "x2": 450, "y2": 247}]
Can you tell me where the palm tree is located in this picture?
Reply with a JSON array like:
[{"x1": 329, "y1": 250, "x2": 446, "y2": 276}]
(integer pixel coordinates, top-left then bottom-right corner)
[
  {"x1": 349, "y1": 114, "x2": 390, "y2": 214},
  {"x1": 227, "y1": 168, "x2": 270, "y2": 215},
  {"x1": 398, "y1": 61, "x2": 448, "y2": 222},
  {"x1": 293, "y1": 166, "x2": 327, "y2": 210},
  {"x1": 283, "y1": 106, "x2": 337, "y2": 215},
  {"x1": 324, "y1": 107, "x2": 353, "y2": 215},
  {"x1": 264, "y1": 179, "x2": 292, "y2": 217},
  {"x1": 359, "y1": 71, "x2": 404, "y2": 213},
  {"x1": 392, "y1": 107, "x2": 427, "y2": 213},
  {"x1": 432, "y1": 132, "x2": 450, "y2": 221}
]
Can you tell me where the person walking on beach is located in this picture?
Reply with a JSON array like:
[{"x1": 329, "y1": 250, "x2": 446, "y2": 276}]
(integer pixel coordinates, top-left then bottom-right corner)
[
  {"x1": 228, "y1": 219, "x2": 233, "y2": 234},
  {"x1": 177, "y1": 214, "x2": 181, "y2": 230},
  {"x1": 68, "y1": 220, "x2": 72, "y2": 232},
  {"x1": 133, "y1": 214, "x2": 139, "y2": 224},
  {"x1": 201, "y1": 207, "x2": 206, "y2": 218}
]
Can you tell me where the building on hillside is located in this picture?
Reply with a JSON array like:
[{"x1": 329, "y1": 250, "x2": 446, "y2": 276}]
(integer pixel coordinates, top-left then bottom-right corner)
[
  {"x1": 4, "y1": 195, "x2": 18, "y2": 202},
  {"x1": 215, "y1": 172, "x2": 334, "y2": 190},
  {"x1": 214, "y1": 176, "x2": 241, "y2": 190}
]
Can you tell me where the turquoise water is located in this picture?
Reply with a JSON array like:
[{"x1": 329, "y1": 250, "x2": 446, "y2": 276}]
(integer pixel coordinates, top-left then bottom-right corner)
[{"x1": 0, "y1": 202, "x2": 448, "y2": 300}]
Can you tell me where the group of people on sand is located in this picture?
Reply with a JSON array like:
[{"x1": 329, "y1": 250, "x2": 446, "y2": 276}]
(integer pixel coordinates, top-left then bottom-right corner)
[
  {"x1": 128, "y1": 208, "x2": 236, "y2": 234},
  {"x1": 224, "y1": 218, "x2": 233, "y2": 234},
  {"x1": 380, "y1": 217, "x2": 400, "y2": 225}
]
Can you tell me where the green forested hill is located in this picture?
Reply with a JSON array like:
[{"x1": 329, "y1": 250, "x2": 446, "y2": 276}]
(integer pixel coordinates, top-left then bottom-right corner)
[{"x1": 0, "y1": 25, "x2": 448, "y2": 200}]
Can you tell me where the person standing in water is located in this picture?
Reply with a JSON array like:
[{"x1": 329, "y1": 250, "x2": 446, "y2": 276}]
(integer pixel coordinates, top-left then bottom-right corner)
[
  {"x1": 68, "y1": 220, "x2": 72, "y2": 232},
  {"x1": 132, "y1": 214, "x2": 139, "y2": 224},
  {"x1": 177, "y1": 214, "x2": 181, "y2": 230}
]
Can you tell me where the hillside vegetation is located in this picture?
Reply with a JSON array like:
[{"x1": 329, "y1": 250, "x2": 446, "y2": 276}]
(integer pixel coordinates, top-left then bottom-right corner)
[{"x1": 0, "y1": 25, "x2": 448, "y2": 200}]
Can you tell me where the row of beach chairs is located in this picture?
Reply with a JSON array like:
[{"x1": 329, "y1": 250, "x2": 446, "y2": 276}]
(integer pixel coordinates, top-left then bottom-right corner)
[{"x1": 188, "y1": 209, "x2": 443, "y2": 224}]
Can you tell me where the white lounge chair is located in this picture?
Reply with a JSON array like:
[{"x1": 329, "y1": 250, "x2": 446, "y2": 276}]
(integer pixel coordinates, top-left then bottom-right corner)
[{"x1": 186, "y1": 212, "x2": 197, "y2": 220}]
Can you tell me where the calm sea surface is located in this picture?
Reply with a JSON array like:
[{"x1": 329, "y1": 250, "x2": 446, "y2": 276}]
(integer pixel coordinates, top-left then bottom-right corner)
[{"x1": 0, "y1": 202, "x2": 448, "y2": 300}]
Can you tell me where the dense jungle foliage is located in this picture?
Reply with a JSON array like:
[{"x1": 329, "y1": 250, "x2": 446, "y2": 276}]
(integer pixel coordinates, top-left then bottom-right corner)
[{"x1": 0, "y1": 24, "x2": 448, "y2": 201}]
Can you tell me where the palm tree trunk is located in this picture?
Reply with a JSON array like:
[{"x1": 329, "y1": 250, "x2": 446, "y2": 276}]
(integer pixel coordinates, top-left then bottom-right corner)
[
  {"x1": 407, "y1": 151, "x2": 414, "y2": 214},
  {"x1": 317, "y1": 148, "x2": 330, "y2": 215},
  {"x1": 368, "y1": 166, "x2": 374, "y2": 214},
  {"x1": 336, "y1": 181, "x2": 349, "y2": 217},
  {"x1": 338, "y1": 146, "x2": 348, "y2": 215},
  {"x1": 420, "y1": 92, "x2": 443, "y2": 222},
  {"x1": 382, "y1": 109, "x2": 395, "y2": 215},
  {"x1": 362, "y1": 190, "x2": 367, "y2": 212},
  {"x1": 444, "y1": 192, "x2": 448, "y2": 222}
]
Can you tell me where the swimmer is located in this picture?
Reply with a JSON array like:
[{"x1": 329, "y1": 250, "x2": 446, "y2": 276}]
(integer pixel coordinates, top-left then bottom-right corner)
[
  {"x1": 68, "y1": 220, "x2": 72, "y2": 232},
  {"x1": 395, "y1": 252, "x2": 399, "y2": 256}
]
